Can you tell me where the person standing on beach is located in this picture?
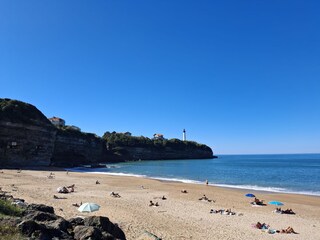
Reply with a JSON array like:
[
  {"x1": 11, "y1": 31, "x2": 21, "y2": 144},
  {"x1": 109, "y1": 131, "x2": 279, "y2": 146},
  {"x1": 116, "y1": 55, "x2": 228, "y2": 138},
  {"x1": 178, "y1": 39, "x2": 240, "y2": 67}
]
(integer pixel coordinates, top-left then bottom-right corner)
[{"x1": 205, "y1": 180, "x2": 209, "y2": 185}]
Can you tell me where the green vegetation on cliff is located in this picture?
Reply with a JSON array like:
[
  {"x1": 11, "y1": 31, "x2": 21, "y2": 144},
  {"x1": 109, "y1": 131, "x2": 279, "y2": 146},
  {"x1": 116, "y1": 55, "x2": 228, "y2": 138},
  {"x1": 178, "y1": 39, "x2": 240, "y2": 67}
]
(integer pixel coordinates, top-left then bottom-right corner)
[
  {"x1": 57, "y1": 125, "x2": 99, "y2": 139},
  {"x1": 0, "y1": 98, "x2": 52, "y2": 126},
  {"x1": 102, "y1": 131, "x2": 212, "y2": 152}
]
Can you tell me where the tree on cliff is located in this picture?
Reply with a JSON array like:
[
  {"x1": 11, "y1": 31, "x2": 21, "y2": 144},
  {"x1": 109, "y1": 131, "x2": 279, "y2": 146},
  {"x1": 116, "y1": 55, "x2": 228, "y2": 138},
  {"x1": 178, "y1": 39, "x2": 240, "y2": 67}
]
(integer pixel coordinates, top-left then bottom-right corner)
[{"x1": 102, "y1": 131, "x2": 212, "y2": 152}]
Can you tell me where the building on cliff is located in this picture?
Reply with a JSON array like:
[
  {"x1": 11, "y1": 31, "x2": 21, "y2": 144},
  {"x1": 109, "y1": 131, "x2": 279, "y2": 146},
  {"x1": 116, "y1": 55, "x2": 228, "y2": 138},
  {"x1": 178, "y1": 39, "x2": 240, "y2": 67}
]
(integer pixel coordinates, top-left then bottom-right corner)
[
  {"x1": 48, "y1": 117, "x2": 65, "y2": 127},
  {"x1": 153, "y1": 133, "x2": 164, "y2": 140}
]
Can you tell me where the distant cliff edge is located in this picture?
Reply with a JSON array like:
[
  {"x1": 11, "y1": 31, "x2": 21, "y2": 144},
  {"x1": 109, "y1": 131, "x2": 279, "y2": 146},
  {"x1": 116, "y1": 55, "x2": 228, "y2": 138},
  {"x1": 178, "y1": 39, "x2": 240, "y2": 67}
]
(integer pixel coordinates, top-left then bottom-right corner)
[{"x1": 0, "y1": 98, "x2": 216, "y2": 168}]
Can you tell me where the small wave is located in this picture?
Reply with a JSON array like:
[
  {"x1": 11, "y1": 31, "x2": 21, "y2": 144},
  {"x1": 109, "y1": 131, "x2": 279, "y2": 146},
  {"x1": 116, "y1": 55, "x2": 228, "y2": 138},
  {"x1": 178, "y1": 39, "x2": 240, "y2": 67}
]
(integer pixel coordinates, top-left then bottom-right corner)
[
  {"x1": 152, "y1": 177, "x2": 202, "y2": 184},
  {"x1": 86, "y1": 171, "x2": 148, "y2": 178},
  {"x1": 213, "y1": 184, "x2": 286, "y2": 192},
  {"x1": 65, "y1": 168, "x2": 320, "y2": 196},
  {"x1": 211, "y1": 183, "x2": 320, "y2": 196}
]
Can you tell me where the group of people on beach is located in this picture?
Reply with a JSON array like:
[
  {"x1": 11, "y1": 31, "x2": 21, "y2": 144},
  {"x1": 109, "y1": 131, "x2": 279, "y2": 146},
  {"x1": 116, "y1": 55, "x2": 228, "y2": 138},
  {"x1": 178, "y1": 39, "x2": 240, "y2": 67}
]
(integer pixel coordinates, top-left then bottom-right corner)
[
  {"x1": 52, "y1": 173, "x2": 299, "y2": 236},
  {"x1": 56, "y1": 184, "x2": 75, "y2": 194},
  {"x1": 273, "y1": 207, "x2": 295, "y2": 214},
  {"x1": 255, "y1": 222, "x2": 298, "y2": 234},
  {"x1": 210, "y1": 208, "x2": 236, "y2": 215}
]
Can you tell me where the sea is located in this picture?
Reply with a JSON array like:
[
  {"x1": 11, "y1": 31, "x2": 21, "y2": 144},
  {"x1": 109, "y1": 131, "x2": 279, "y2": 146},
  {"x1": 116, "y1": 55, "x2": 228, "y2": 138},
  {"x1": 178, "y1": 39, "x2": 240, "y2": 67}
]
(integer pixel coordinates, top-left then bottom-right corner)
[{"x1": 68, "y1": 154, "x2": 320, "y2": 196}]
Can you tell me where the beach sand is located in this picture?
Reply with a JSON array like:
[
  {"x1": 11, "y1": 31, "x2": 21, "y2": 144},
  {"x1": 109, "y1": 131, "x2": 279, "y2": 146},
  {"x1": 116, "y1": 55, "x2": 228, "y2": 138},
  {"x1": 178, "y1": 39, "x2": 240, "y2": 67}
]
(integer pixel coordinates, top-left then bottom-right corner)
[{"x1": 1, "y1": 169, "x2": 319, "y2": 240}]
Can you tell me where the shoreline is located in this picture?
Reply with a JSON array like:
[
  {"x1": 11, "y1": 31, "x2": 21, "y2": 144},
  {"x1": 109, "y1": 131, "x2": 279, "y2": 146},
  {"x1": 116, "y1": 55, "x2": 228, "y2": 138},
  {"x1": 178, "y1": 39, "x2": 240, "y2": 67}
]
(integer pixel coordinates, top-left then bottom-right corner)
[
  {"x1": 1, "y1": 169, "x2": 320, "y2": 239},
  {"x1": 66, "y1": 168, "x2": 320, "y2": 197}
]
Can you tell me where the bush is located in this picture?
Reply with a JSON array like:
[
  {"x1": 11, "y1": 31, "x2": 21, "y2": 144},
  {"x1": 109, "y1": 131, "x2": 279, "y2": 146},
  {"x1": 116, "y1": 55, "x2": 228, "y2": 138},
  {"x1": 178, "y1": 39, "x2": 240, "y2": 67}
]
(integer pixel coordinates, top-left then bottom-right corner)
[
  {"x1": 0, "y1": 199, "x2": 22, "y2": 217},
  {"x1": 0, "y1": 225, "x2": 24, "y2": 240}
]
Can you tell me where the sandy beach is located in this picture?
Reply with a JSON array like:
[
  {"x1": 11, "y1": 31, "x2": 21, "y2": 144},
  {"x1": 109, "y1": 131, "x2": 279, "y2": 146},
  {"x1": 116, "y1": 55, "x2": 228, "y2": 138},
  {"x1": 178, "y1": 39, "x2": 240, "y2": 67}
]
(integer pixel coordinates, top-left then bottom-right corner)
[{"x1": 1, "y1": 169, "x2": 319, "y2": 240}]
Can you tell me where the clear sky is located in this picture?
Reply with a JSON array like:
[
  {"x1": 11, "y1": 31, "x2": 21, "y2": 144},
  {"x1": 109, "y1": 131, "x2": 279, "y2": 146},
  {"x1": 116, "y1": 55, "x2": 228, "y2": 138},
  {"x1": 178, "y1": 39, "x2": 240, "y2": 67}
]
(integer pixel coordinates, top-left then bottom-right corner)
[{"x1": 1, "y1": 1, "x2": 319, "y2": 154}]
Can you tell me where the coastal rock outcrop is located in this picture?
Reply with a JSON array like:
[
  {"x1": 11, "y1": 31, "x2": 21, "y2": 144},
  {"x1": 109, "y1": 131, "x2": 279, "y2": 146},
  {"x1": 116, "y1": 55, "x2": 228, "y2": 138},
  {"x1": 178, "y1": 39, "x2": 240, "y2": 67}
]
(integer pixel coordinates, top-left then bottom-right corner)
[
  {"x1": 51, "y1": 128, "x2": 107, "y2": 167},
  {"x1": 0, "y1": 98, "x2": 57, "y2": 167},
  {"x1": 0, "y1": 193, "x2": 126, "y2": 239},
  {"x1": 119, "y1": 146, "x2": 213, "y2": 160},
  {"x1": 0, "y1": 98, "x2": 215, "y2": 168}
]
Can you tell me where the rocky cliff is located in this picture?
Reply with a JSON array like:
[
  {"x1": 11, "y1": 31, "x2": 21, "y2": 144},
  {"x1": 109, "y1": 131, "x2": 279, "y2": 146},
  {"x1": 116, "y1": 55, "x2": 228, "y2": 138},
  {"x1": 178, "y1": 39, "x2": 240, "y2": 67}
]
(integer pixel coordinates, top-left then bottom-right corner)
[
  {"x1": 0, "y1": 98, "x2": 215, "y2": 168},
  {"x1": 115, "y1": 146, "x2": 213, "y2": 160},
  {"x1": 51, "y1": 127, "x2": 107, "y2": 167},
  {"x1": 0, "y1": 99, "x2": 56, "y2": 167}
]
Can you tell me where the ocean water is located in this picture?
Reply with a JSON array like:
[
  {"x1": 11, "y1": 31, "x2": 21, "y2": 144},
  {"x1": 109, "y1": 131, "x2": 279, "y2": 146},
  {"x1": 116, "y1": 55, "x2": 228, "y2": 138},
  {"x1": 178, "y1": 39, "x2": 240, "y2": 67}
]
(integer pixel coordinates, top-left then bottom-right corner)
[{"x1": 69, "y1": 154, "x2": 320, "y2": 196}]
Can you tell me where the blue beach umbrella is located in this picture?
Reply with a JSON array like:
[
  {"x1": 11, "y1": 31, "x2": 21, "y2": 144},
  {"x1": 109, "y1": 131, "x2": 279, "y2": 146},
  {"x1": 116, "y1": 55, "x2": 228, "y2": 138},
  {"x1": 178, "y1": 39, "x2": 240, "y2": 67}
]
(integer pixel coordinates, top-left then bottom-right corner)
[
  {"x1": 245, "y1": 193, "x2": 255, "y2": 198},
  {"x1": 268, "y1": 201, "x2": 284, "y2": 206}
]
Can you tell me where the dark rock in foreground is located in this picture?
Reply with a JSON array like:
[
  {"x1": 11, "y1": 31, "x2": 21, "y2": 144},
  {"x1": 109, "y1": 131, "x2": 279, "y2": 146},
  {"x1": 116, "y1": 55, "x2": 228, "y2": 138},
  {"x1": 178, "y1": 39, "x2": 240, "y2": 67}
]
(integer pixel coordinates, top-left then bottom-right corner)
[{"x1": 1, "y1": 193, "x2": 126, "y2": 240}]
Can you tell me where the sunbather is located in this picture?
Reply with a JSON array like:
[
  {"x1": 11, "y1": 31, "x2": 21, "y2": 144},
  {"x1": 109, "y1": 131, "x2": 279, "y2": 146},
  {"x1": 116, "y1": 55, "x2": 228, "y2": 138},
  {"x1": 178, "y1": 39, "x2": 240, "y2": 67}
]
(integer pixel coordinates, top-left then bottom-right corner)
[
  {"x1": 199, "y1": 194, "x2": 208, "y2": 201},
  {"x1": 255, "y1": 222, "x2": 269, "y2": 229},
  {"x1": 281, "y1": 208, "x2": 295, "y2": 214},
  {"x1": 252, "y1": 198, "x2": 265, "y2": 205},
  {"x1": 210, "y1": 209, "x2": 220, "y2": 214},
  {"x1": 279, "y1": 226, "x2": 298, "y2": 234},
  {"x1": 199, "y1": 194, "x2": 215, "y2": 202},
  {"x1": 66, "y1": 184, "x2": 75, "y2": 192},
  {"x1": 110, "y1": 191, "x2": 121, "y2": 198},
  {"x1": 181, "y1": 189, "x2": 188, "y2": 193},
  {"x1": 225, "y1": 208, "x2": 235, "y2": 215}
]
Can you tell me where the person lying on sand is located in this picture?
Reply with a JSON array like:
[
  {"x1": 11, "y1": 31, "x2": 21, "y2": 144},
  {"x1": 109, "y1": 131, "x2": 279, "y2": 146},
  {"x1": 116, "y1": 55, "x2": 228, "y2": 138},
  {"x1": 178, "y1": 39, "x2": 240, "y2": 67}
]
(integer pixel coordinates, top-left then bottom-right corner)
[
  {"x1": 96, "y1": 180, "x2": 100, "y2": 184},
  {"x1": 72, "y1": 203, "x2": 80, "y2": 207},
  {"x1": 181, "y1": 189, "x2": 188, "y2": 193},
  {"x1": 251, "y1": 197, "x2": 265, "y2": 206},
  {"x1": 149, "y1": 201, "x2": 159, "y2": 207},
  {"x1": 199, "y1": 194, "x2": 208, "y2": 201},
  {"x1": 57, "y1": 186, "x2": 69, "y2": 194},
  {"x1": 281, "y1": 208, "x2": 295, "y2": 214},
  {"x1": 273, "y1": 207, "x2": 282, "y2": 213},
  {"x1": 255, "y1": 222, "x2": 269, "y2": 230},
  {"x1": 279, "y1": 226, "x2": 298, "y2": 234},
  {"x1": 225, "y1": 208, "x2": 236, "y2": 215},
  {"x1": 110, "y1": 192, "x2": 121, "y2": 198},
  {"x1": 199, "y1": 194, "x2": 215, "y2": 202},
  {"x1": 210, "y1": 208, "x2": 236, "y2": 215}
]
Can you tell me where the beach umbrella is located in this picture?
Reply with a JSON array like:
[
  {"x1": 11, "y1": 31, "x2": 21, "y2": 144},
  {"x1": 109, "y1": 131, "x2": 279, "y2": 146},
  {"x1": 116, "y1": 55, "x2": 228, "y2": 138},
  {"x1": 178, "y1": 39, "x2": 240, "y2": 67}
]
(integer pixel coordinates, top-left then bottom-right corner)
[
  {"x1": 268, "y1": 201, "x2": 284, "y2": 206},
  {"x1": 245, "y1": 193, "x2": 255, "y2": 198},
  {"x1": 78, "y1": 203, "x2": 100, "y2": 212}
]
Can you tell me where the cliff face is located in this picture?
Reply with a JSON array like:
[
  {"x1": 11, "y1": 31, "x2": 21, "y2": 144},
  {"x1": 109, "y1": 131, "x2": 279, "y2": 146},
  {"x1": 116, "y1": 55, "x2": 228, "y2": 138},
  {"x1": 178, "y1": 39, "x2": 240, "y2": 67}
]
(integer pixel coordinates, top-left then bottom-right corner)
[
  {"x1": 0, "y1": 99, "x2": 57, "y2": 167},
  {"x1": 0, "y1": 98, "x2": 215, "y2": 168},
  {"x1": 118, "y1": 146, "x2": 213, "y2": 160},
  {"x1": 51, "y1": 128, "x2": 106, "y2": 167}
]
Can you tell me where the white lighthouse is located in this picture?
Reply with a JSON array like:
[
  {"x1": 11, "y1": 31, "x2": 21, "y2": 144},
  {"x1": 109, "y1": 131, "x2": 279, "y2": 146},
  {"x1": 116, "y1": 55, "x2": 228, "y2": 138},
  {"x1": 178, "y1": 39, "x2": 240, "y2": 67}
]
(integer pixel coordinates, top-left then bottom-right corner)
[{"x1": 183, "y1": 129, "x2": 186, "y2": 141}]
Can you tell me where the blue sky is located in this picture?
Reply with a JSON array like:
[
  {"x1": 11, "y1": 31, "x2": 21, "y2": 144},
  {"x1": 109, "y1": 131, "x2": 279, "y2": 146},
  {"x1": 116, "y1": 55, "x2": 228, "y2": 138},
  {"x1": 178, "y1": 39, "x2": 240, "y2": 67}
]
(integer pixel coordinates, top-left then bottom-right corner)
[{"x1": 1, "y1": 1, "x2": 319, "y2": 154}]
